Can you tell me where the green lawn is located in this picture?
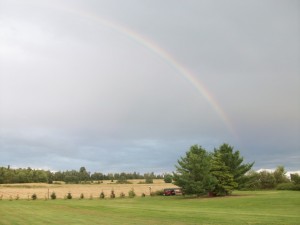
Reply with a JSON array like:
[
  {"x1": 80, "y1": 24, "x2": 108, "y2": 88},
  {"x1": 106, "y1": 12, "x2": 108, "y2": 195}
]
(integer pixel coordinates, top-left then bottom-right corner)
[{"x1": 0, "y1": 191, "x2": 299, "y2": 225}]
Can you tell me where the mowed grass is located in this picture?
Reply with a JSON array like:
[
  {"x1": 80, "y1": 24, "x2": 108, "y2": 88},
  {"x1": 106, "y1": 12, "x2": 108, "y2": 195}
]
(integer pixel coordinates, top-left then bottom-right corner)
[{"x1": 0, "y1": 191, "x2": 299, "y2": 225}]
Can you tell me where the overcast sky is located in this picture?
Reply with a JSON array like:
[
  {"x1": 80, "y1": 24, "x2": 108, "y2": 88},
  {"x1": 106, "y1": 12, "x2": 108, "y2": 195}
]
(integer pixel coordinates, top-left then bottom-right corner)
[{"x1": 0, "y1": 0, "x2": 299, "y2": 173}]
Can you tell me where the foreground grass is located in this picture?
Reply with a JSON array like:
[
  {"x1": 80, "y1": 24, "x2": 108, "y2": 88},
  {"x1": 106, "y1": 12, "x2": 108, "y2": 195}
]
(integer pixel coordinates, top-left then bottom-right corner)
[{"x1": 0, "y1": 191, "x2": 299, "y2": 225}]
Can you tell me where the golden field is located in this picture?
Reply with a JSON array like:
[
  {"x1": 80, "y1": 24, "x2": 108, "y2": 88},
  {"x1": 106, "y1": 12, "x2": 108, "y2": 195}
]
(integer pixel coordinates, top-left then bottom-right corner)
[{"x1": 0, "y1": 179, "x2": 178, "y2": 199}]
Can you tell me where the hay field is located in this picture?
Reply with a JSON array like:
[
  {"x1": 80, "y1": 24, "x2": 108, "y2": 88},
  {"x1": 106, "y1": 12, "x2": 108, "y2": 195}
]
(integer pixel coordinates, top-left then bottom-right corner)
[{"x1": 0, "y1": 179, "x2": 177, "y2": 199}]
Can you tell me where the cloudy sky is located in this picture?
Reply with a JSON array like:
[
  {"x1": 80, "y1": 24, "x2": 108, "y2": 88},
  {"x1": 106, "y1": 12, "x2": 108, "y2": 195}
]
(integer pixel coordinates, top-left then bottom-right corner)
[{"x1": 0, "y1": 0, "x2": 299, "y2": 173}]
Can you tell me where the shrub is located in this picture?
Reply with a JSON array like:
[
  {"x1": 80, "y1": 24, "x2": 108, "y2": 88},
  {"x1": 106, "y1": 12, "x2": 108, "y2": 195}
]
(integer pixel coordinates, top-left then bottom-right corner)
[
  {"x1": 119, "y1": 192, "x2": 125, "y2": 198},
  {"x1": 154, "y1": 189, "x2": 164, "y2": 196},
  {"x1": 80, "y1": 193, "x2": 84, "y2": 199},
  {"x1": 31, "y1": 193, "x2": 37, "y2": 200},
  {"x1": 164, "y1": 174, "x2": 173, "y2": 183},
  {"x1": 145, "y1": 177, "x2": 153, "y2": 184},
  {"x1": 150, "y1": 190, "x2": 164, "y2": 196},
  {"x1": 128, "y1": 188, "x2": 136, "y2": 198},
  {"x1": 100, "y1": 191, "x2": 105, "y2": 199},
  {"x1": 67, "y1": 192, "x2": 72, "y2": 199},
  {"x1": 110, "y1": 190, "x2": 115, "y2": 198},
  {"x1": 291, "y1": 173, "x2": 300, "y2": 184},
  {"x1": 116, "y1": 180, "x2": 132, "y2": 184},
  {"x1": 15, "y1": 194, "x2": 19, "y2": 200},
  {"x1": 50, "y1": 192, "x2": 56, "y2": 200},
  {"x1": 141, "y1": 193, "x2": 146, "y2": 197},
  {"x1": 259, "y1": 171, "x2": 276, "y2": 189},
  {"x1": 277, "y1": 183, "x2": 300, "y2": 191}
]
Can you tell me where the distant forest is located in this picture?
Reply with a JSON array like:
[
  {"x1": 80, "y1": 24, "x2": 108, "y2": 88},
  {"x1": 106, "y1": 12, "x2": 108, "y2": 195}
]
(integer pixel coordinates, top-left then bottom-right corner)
[{"x1": 0, "y1": 166, "x2": 164, "y2": 184}]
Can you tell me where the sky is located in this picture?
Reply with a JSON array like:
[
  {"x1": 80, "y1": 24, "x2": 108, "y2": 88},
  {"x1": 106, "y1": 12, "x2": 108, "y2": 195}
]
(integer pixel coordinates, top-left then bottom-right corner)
[{"x1": 0, "y1": 0, "x2": 299, "y2": 173}]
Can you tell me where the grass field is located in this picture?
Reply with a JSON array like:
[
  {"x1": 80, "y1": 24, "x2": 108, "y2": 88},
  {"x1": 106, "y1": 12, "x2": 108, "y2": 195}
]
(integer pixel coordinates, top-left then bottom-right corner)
[{"x1": 0, "y1": 190, "x2": 299, "y2": 225}]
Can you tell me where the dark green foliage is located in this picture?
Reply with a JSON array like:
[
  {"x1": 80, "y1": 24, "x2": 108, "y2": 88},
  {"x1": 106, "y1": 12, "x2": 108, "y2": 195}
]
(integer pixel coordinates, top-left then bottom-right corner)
[
  {"x1": 50, "y1": 192, "x2": 56, "y2": 200},
  {"x1": 258, "y1": 171, "x2": 276, "y2": 189},
  {"x1": 31, "y1": 193, "x2": 37, "y2": 200},
  {"x1": 67, "y1": 192, "x2": 72, "y2": 199},
  {"x1": 164, "y1": 174, "x2": 173, "y2": 183},
  {"x1": 210, "y1": 152, "x2": 237, "y2": 196},
  {"x1": 128, "y1": 189, "x2": 136, "y2": 198},
  {"x1": 213, "y1": 144, "x2": 253, "y2": 188},
  {"x1": 273, "y1": 166, "x2": 289, "y2": 184},
  {"x1": 154, "y1": 190, "x2": 164, "y2": 196},
  {"x1": 240, "y1": 167, "x2": 295, "y2": 190},
  {"x1": 276, "y1": 183, "x2": 300, "y2": 190},
  {"x1": 173, "y1": 145, "x2": 217, "y2": 196},
  {"x1": 291, "y1": 173, "x2": 300, "y2": 184},
  {"x1": 0, "y1": 167, "x2": 49, "y2": 184},
  {"x1": 141, "y1": 193, "x2": 146, "y2": 197},
  {"x1": 0, "y1": 166, "x2": 162, "y2": 184},
  {"x1": 238, "y1": 171, "x2": 261, "y2": 190}
]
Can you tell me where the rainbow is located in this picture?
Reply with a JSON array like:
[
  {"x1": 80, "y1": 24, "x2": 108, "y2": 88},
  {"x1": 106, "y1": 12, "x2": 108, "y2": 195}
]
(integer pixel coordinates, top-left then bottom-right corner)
[{"x1": 52, "y1": 4, "x2": 236, "y2": 137}]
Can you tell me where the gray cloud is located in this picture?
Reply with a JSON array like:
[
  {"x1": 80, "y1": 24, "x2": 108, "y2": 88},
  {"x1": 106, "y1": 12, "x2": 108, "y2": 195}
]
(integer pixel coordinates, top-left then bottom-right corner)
[{"x1": 0, "y1": 0, "x2": 299, "y2": 172}]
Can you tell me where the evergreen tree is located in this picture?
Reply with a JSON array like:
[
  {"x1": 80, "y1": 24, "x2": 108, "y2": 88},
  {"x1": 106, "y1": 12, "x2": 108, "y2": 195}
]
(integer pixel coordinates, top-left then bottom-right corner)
[
  {"x1": 210, "y1": 152, "x2": 237, "y2": 195},
  {"x1": 214, "y1": 144, "x2": 253, "y2": 187},
  {"x1": 173, "y1": 145, "x2": 216, "y2": 196}
]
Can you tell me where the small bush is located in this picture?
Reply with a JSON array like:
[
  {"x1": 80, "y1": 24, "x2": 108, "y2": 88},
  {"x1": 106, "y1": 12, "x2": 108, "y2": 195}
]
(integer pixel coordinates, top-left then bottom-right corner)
[
  {"x1": 50, "y1": 192, "x2": 56, "y2": 200},
  {"x1": 15, "y1": 194, "x2": 19, "y2": 200},
  {"x1": 164, "y1": 174, "x2": 173, "y2": 183},
  {"x1": 116, "y1": 180, "x2": 132, "y2": 184},
  {"x1": 110, "y1": 190, "x2": 115, "y2": 198},
  {"x1": 154, "y1": 189, "x2": 164, "y2": 196},
  {"x1": 141, "y1": 193, "x2": 146, "y2": 197},
  {"x1": 100, "y1": 191, "x2": 105, "y2": 199},
  {"x1": 149, "y1": 190, "x2": 165, "y2": 196},
  {"x1": 31, "y1": 193, "x2": 37, "y2": 200},
  {"x1": 145, "y1": 177, "x2": 153, "y2": 184},
  {"x1": 128, "y1": 188, "x2": 136, "y2": 198},
  {"x1": 80, "y1": 193, "x2": 84, "y2": 199},
  {"x1": 119, "y1": 192, "x2": 125, "y2": 198},
  {"x1": 67, "y1": 192, "x2": 72, "y2": 199}
]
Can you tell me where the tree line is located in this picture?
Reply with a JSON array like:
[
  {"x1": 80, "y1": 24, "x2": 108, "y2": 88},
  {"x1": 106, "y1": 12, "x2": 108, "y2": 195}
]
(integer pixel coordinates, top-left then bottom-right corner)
[
  {"x1": 0, "y1": 166, "x2": 164, "y2": 184},
  {"x1": 173, "y1": 143, "x2": 300, "y2": 196}
]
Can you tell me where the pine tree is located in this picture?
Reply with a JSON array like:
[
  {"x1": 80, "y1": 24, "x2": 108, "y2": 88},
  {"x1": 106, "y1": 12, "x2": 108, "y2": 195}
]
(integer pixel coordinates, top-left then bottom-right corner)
[
  {"x1": 173, "y1": 145, "x2": 216, "y2": 196},
  {"x1": 214, "y1": 143, "x2": 253, "y2": 187},
  {"x1": 210, "y1": 152, "x2": 238, "y2": 196}
]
